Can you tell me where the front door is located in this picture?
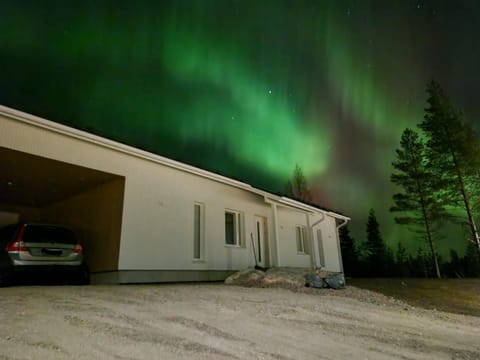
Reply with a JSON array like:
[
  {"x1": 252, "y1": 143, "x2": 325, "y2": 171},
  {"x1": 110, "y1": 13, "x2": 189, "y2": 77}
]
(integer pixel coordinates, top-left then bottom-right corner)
[{"x1": 254, "y1": 216, "x2": 268, "y2": 268}]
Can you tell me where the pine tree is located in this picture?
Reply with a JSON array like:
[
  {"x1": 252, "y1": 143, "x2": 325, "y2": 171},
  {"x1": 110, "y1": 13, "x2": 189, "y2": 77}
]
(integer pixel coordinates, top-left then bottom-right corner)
[
  {"x1": 390, "y1": 128, "x2": 443, "y2": 278},
  {"x1": 365, "y1": 209, "x2": 387, "y2": 276},
  {"x1": 339, "y1": 225, "x2": 359, "y2": 277},
  {"x1": 419, "y1": 80, "x2": 480, "y2": 261},
  {"x1": 285, "y1": 164, "x2": 312, "y2": 202},
  {"x1": 384, "y1": 245, "x2": 396, "y2": 277}
]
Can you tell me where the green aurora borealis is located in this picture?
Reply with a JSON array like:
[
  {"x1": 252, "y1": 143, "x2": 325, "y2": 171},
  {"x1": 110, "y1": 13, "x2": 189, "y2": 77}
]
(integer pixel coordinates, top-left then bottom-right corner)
[{"x1": 2, "y1": 1, "x2": 480, "y2": 256}]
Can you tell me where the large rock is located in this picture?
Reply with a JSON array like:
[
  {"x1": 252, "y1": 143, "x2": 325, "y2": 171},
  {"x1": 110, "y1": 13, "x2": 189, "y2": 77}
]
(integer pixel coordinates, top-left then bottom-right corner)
[
  {"x1": 304, "y1": 273, "x2": 325, "y2": 288},
  {"x1": 225, "y1": 267, "x2": 346, "y2": 291},
  {"x1": 224, "y1": 268, "x2": 265, "y2": 286},
  {"x1": 261, "y1": 268, "x2": 306, "y2": 290},
  {"x1": 324, "y1": 273, "x2": 346, "y2": 289}
]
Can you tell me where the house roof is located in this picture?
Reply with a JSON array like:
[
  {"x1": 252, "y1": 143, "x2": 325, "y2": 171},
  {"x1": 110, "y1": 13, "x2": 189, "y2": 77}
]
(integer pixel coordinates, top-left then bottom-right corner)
[{"x1": 0, "y1": 104, "x2": 349, "y2": 221}]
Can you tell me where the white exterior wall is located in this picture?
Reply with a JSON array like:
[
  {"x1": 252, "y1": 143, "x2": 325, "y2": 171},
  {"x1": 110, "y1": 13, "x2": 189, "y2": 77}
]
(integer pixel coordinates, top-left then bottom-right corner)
[
  {"x1": 119, "y1": 167, "x2": 272, "y2": 270},
  {"x1": 0, "y1": 108, "x2": 346, "y2": 273},
  {"x1": 311, "y1": 214, "x2": 343, "y2": 272},
  {"x1": 276, "y1": 209, "x2": 343, "y2": 272},
  {"x1": 277, "y1": 207, "x2": 311, "y2": 268}
]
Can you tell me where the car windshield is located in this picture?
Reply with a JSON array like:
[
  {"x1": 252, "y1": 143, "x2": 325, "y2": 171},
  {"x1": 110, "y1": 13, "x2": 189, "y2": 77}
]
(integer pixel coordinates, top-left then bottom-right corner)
[{"x1": 23, "y1": 225, "x2": 76, "y2": 245}]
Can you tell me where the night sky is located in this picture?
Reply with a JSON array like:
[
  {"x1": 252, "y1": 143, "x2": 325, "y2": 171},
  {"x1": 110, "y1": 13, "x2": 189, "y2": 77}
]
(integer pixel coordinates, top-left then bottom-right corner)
[{"x1": 1, "y1": 0, "x2": 480, "y2": 256}]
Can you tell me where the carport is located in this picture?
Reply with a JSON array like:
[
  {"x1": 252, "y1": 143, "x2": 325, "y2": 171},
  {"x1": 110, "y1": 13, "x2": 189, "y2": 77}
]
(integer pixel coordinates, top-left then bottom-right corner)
[{"x1": 0, "y1": 146, "x2": 125, "y2": 273}]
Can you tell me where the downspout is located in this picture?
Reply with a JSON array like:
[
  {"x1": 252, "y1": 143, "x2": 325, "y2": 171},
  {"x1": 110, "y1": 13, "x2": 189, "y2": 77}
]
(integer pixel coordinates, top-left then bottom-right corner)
[
  {"x1": 336, "y1": 218, "x2": 349, "y2": 273},
  {"x1": 264, "y1": 198, "x2": 281, "y2": 266},
  {"x1": 309, "y1": 212, "x2": 325, "y2": 269},
  {"x1": 306, "y1": 214, "x2": 313, "y2": 269}
]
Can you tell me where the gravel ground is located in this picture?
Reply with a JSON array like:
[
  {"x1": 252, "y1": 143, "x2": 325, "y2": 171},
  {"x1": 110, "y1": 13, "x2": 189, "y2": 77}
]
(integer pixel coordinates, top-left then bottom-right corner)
[{"x1": 0, "y1": 284, "x2": 479, "y2": 360}]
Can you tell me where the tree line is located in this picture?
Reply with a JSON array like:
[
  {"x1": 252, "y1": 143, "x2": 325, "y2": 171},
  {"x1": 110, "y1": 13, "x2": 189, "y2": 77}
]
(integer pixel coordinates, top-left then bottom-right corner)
[{"x1": 340, "y1": 210, "x2": 480, "y2": 278}]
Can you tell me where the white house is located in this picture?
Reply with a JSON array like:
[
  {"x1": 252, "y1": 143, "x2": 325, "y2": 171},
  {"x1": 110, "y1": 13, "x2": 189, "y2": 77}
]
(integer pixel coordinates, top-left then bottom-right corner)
[{"x1": 0, "y1": 105, "x2": 349, "y2": 283}]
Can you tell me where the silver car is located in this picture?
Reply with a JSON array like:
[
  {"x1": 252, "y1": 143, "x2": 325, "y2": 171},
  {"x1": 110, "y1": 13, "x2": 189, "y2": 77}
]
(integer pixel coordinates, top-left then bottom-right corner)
[{"x1": 0, "y1": 223, "x2": 90, "y2": 286}]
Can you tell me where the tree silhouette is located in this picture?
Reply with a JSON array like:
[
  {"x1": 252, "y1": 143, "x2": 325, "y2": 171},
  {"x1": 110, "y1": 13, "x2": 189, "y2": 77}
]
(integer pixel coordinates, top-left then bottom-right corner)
[
  {"x1": 395, "y1": 242, "x2": 410, "y2": 277},
  {"x1": 463, "y1": 241, "x2": 480, "y2": 277},
  {"x1": 339, "y1": 225, "x2": 359, "y2": 277},
  {"x1": 390, "y1": 128, "x2": 444, "y2": 278},
  {"x1": 285, "y1": 164, "x2": 312, "y2": 202},
  {"x1": 419, "y1": 80, "x2": 480, "y2": 261},
  {"x1": 365, "y1": 209, "x2": 388, "y2": 276}
]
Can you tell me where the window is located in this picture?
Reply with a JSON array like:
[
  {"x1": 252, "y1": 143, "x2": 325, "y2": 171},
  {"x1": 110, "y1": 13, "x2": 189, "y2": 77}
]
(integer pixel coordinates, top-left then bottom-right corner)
[
  {"x1": 193, "y1": 203, "x2": 205, "y2": 260},
  {"x1": 317, "y1": 229, "x2": 326, "y2": 267},
  {"x1": 296, "y1": 226, "x2": 308, "y2": 254},
  {"x1": 256, "y1": 220, "x2": 262, "y2": 263},
  {"x1": 225, "y1": 210, "x2": 242, "y2": 246}
]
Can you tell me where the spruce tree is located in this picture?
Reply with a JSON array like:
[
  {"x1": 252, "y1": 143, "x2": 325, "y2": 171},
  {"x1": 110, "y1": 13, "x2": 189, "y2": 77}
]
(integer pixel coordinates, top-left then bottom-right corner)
[
  {"x1": 463, "y1": 242, "x2": 480, "y2": 277},
  {"x1": 395, "y1": 242, "x2": 410, "y2": 277},
  {"x1": 339, "y1": 225, "x2": 359, "y2": 277},
  {"x1": 365, "y1": 209, "x2": 387, "y2": 276},
  {"x1": 414, "y1": 247, "x2": 431, "y2": 278},
  {"x1": 390, "y1": 128, "x2": 443, "y2": 278}
]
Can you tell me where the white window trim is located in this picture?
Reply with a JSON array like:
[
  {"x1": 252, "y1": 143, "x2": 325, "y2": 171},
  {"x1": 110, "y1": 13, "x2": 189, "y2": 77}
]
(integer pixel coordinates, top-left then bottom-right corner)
[
  {"x1": 193, "y1": 202, "x2": 205, "y2": 261},
  {"x1": 225, "y1": 210, "x2": 244, "y2": 247},
  {"x1": 296, "y1": 225, "x2": 308, "y2": 255}
]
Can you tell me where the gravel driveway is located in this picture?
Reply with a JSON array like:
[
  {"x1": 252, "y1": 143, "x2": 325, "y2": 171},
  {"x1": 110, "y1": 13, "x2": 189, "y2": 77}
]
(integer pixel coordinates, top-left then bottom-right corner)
[{"x1": 0, "y1": 284, "x2": 479, "y2": 359}]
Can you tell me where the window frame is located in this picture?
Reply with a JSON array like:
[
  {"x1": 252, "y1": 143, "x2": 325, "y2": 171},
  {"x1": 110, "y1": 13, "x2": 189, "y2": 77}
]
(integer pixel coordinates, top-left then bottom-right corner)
[
  {"x1": 193, "y1": 202, "x2": 205, "y2": 261},
  {"x1": 296, "y1": 225, "x2": 308, "y2": 255},
  {"x1": 225, "y1": 210, "x2": 243, "y2": 247}
]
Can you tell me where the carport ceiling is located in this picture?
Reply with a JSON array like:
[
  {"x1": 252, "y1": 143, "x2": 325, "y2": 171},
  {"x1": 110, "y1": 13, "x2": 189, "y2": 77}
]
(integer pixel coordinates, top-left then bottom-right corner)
[{"x1": 0, "y1": 146, "x2": 122, "y2": 207}]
